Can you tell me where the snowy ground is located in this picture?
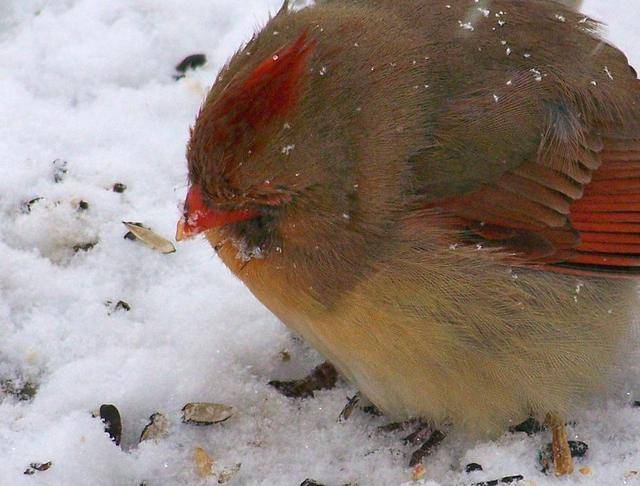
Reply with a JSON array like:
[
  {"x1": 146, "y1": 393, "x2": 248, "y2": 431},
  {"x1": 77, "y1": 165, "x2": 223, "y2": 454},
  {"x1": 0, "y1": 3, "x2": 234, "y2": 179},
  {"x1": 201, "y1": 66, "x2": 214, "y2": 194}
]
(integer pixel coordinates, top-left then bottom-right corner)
[{"x1": 1, "y1": 1, "x2": 640, "y2": 485}]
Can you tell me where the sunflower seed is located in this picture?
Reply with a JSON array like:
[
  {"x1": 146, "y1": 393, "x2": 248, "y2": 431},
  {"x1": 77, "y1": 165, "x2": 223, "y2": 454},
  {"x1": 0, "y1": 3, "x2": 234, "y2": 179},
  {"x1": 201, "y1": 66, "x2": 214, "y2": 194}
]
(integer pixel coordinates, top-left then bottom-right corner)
[
  {"x1": 113, "y1": 182, "x2": 127, "y2": 193},
  {"x1": 123, "y1": 222, "x2": 176, "y2": 254},
  {"x1": 24, "y1": 462, "x2": 52, "y2": 475},
  {"x1": 98, "y1": 404, "x2": 122, "y2": 446},
  {"x1": 139, "y1": 412, "x2": 169, "y2": 443},
  {"x1": 21, "y1": 197, "x2": 43, "y2": 213},
  {"x1": 175, "y1": 54, "x2": 207, "y2": 79},
  {"x1": 182, "y1": 403, "x2": 234, "y2": 425}
]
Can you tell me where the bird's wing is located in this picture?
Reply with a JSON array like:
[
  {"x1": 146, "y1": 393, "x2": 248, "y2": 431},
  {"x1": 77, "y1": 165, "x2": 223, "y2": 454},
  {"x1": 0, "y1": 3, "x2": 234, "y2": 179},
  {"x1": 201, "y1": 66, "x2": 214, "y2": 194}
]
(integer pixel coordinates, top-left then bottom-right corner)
[{"x1": 421, "y1": 76, "x2": 640, "y2": 277}]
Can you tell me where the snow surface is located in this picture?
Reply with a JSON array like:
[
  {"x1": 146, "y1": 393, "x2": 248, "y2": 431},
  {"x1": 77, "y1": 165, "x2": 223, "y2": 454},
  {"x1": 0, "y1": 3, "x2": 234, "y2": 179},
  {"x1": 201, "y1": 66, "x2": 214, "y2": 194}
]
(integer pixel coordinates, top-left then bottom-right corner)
[{"x1": 1, "y1": 1, "x2": 640, "y2": 485}]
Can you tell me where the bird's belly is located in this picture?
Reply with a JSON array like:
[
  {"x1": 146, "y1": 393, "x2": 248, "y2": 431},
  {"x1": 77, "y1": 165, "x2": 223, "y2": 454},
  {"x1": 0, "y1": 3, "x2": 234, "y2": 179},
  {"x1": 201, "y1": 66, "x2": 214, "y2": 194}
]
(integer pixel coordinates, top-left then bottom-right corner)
[{"x1": 247, "y1": 259, "x2": 636, "y2": 436}]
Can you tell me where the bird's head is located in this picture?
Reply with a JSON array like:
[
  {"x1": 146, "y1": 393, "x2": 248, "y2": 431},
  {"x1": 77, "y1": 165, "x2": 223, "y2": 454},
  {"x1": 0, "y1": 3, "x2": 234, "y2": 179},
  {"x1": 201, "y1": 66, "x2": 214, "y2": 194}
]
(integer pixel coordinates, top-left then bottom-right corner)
[
  {"x1": 177, "y1": 7, "x2": 425, "y2": 278},
  {"x1": 176, "y1": 27, "x2": 321, "y2": 252}
]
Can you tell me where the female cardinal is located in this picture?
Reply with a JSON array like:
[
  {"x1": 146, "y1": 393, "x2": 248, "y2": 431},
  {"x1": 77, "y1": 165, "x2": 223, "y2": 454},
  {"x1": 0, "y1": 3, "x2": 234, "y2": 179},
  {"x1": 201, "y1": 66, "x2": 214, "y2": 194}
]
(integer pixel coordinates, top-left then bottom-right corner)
[{"x1": 177, "y1": 0, "x2": 640, "y2": 474}]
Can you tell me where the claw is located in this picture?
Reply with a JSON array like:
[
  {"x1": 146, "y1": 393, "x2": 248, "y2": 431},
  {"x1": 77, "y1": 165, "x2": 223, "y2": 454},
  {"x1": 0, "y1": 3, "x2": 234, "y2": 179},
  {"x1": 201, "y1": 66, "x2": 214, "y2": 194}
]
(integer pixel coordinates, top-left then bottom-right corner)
[{"x1": 409, "y1": 429, "x2": 446, "y2": 467}]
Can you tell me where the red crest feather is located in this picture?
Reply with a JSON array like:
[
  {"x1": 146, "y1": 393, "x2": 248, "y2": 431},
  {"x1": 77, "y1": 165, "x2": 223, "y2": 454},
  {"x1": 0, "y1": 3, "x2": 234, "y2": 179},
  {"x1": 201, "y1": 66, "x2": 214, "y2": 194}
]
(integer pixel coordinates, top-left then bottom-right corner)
[{"x1": 205, "y1": 30, "x2": 316, "y2": 150}]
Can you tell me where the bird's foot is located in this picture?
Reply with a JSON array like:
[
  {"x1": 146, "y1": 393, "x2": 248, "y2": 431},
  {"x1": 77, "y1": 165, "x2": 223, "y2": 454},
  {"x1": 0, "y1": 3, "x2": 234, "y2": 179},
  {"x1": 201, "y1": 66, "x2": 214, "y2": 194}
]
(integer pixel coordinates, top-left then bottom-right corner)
[
  {"x1": 403, "y1": 421, "x2": 433, "y2": 446},
  {"x1": 545, "y1": 413, "x2": 574, "y2": 476},
  {"x1": 378, "y1": 420, "x2": 446, "y2": 467},
  {"x1": 268, "y1": 361, "x2": 337, "y2": 398},
  {"x1": 408, "y1": 428, "x2": 446, "y2": 467}
]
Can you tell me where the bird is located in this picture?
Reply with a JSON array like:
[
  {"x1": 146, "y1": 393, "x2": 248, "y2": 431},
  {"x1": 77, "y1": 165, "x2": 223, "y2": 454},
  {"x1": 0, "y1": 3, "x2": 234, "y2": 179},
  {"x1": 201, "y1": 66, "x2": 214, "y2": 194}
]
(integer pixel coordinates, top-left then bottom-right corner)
[{"x1": 176, "y1": 0, "x2": 640, "y2": 475}]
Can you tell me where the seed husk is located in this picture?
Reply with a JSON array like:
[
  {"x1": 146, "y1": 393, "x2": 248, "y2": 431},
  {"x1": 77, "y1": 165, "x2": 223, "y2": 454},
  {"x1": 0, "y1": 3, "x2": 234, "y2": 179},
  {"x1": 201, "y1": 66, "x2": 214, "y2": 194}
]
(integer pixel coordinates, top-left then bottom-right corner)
[
  {"x1": 1, "y1": 379, "x2": 37, "y2": 401},
  {"x1": 73, "y1": 241, "x2": 97, "y2": 253},
  {"x1": 52, "y1": 159, "x2": 68, "y2": 183},
  {"x1": 466, "y1": 463, "x2": 484, "y2": 473},
  {"x1": 21, "y1": 197, "x2": 44, "y2": 213},
  {"x1": 269, "y1": 361, "x2": 337, "y2": 399},
  {"x1": 139, "y1": 412, "x2": 169, "y2": 443},
  {"x1": 194, "y1": 446, "x2": 214, "y2": 477},
  {"x1": 471, "y1": 475, "x2": 524, "y2": 486},
  {"x1": 338, "y1": 393, "x2": 361, "y2": 422},
  {"x1": 122, "y1": 222, "x2": 176, "y2": 254},
  {"x1": 99, "y1": 404, "x2": 122, "y2": 446},
  {"x1": 182, "y1": 402, "x2": 234, "y2": 425},
  {"x1": 105, "y1": 300, "x2": 131, "y2": 315},
  {"x1": 113, "y1": 182, "x2": 127, "y2": 193},
  {"x1": 114, "y1": 300, "x2": 131, "y2": 312},
  {"x1": 175, "y1": 54, "x2": 207, "y2": 80},
  {"x1": 218, "y1": 463, "x2": 241, "y2": 483},
  {"x1": 23, "y1": 462, "x2": 52, "y2": 475}
]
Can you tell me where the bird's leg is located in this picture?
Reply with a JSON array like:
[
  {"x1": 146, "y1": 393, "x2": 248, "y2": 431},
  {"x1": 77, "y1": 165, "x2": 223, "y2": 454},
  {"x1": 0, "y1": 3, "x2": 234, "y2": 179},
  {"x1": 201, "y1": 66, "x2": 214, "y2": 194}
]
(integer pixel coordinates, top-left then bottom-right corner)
[
  {"x1": 268, "y1": 361, "x2": 337, "y2": 398},
  {"x1": 379, "y1": 420, "x2": 445, "y2": 466},
  {"x1": 403, "y1": 421, "x2": 433, "y2": 446},
  {"x1": 545, "y1": 413, "x2": 574, "y2": 476}
]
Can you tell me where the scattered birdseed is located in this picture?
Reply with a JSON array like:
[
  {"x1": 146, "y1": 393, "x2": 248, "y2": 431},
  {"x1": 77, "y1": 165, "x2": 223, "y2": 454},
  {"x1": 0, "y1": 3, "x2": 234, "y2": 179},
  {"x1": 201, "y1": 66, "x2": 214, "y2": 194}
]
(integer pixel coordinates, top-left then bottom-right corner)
[
  {"x1": 1, "y1": 379, "x2": 38, "y2": 401},
  {"x1": 218, "y1": 463, "x2": 241, "y2": 483},
  {"x1": 73, "y1": 241, "x2": 97, "y2": 253},
  {"x1": 52, "y1": 159, "x2": 68, "y2": 183},
  {"x1": 471, "y1": 474, "x2": 524, "y2": 485},
  {"x1": 139, "y1": 412, "x2": 169, "y2": 443},
  {"x1": 269, "y1": 362, "x2": 338, "y2": 398},
  {"x1": 338, "y1": 393, "x2": 361, "y2": 422},
  {"x1": 122, "y1": 222, "x2": 176, "y2": 254},
  {"x1": 112, "y1": 182, "x2": 127, "y2": 193},
  {"x1": 182, "y1": 403, "x2": 234, "y2": 425},
  {"x1": 105, "y1": 300, "x2": 131, "y2": 314},
  {"x1": 23, "y1": 462, "x2": 52, "y2": 475},
  {"x1": 300, "y1": 480, "x2": 324, "y2": 486},
  {"x1": 98, "y1": 404, "x2": 122, "y2": 446},
  {"x1": 20, "y1": 197, "x2": 43, "y2": 213},
  {"x1": 193, "y1": 446, "x2": 214, "y2": 477},
  {"x1": 175, "y1": 54, "x2": 207, "y2": 80}
]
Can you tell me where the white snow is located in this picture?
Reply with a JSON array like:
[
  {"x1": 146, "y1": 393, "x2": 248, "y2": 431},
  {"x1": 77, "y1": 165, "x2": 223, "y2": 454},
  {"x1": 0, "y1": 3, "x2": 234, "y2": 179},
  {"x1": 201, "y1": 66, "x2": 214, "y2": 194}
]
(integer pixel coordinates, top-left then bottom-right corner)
[{"x1": 0, "y1": 0, "x2": 639, "y2": 485}]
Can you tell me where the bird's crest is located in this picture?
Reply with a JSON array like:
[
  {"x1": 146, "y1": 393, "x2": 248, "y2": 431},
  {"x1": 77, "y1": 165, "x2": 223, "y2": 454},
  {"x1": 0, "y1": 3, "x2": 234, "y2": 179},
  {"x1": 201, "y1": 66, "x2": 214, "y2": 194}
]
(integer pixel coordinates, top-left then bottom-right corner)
[
  {"x1": 235, "y1": 29, "x2": 315, "y2": 128},
  {"x1": 192, "y1": 29, "x2": 316, "y2": 156}
]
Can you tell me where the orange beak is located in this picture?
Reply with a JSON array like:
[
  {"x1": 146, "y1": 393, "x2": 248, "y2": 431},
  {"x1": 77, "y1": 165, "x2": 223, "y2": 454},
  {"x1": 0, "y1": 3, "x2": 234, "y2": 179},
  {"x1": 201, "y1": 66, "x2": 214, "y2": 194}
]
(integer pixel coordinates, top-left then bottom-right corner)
[{"x1": 175, "y1": 184, "x2": 260, "y2": 241}]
